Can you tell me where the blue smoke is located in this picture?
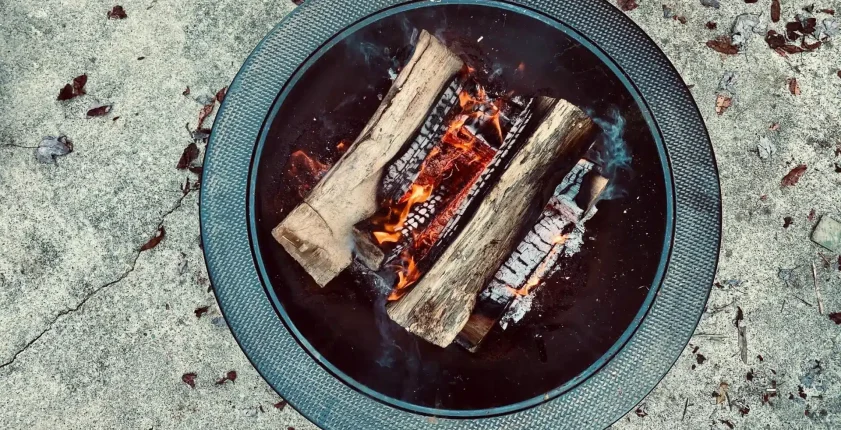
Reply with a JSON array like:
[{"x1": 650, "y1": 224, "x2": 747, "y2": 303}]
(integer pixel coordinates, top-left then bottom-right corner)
[{"x1": 587, "y1": 108, "x2": 633, "y2": 200}]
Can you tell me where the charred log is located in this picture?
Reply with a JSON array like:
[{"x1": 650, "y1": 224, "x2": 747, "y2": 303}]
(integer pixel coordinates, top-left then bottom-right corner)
[
  {"x1": 272, "y1": 30, "x2": 464, "y2": 286},
  {"x1": 386, "y1": 98, "x2": 597, "y2": 347},
  {"x1": 456, "y1": 160, "x2": 608, "y2": 352}
]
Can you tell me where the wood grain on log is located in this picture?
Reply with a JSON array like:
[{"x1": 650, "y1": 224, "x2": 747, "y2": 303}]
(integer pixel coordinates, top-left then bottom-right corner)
[
  {"x1": 272, "y1": 30, "x2": 464, "y2": 286},
  {"x1": 387, "y1": 98, "x2": 597, "y2": 347},
  {"x1": 456, "y1": 162, "x2": 608, "y2": 351}
]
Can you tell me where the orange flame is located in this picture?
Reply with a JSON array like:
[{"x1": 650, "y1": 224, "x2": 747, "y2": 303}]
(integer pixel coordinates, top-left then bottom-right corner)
[
  {"x1": 388, "y1": 249, "x2": 420, "y2": 301},
  {"x1": 372, "y1": 183, "x2": 433, "y2": 245}
]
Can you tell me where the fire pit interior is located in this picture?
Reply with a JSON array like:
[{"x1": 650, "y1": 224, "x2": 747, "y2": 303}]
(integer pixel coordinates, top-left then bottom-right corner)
[{"x1": 252, "y1": 4, "x2": 668, "y2": 413}]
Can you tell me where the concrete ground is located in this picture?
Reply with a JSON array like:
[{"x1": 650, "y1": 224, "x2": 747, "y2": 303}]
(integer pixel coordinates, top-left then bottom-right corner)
[{"x1": 1, "y1": 0, "x2": 839, "y2": 429}]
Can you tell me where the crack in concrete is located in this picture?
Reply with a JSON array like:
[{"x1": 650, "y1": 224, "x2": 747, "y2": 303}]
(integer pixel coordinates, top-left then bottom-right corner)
[{"x1": 0, "y1": 190, "x2": 194, "y2": 370}]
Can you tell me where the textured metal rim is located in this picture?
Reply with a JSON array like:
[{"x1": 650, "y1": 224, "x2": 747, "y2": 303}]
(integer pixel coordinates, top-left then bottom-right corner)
[{"x1": 201, "y1": 0, "x2": 721, "y2": 429}]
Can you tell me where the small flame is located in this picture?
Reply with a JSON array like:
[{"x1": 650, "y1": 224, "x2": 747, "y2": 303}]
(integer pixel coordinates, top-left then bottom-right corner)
[
  {"x1": 372, "y1": 183, "x2": 433, "y2": 244},
  {"x1": 336, "y1": 140, "x2": 349, "y2": 154},
  {"x1": 388, "y1": 249, "x2": 420, "y2": 301},
  {"x1": 517, "y1": 62, "x2": 526, "y2": 73},
  {"x1": 508, "y1": 234, "x2": 569, "y2": 297}
]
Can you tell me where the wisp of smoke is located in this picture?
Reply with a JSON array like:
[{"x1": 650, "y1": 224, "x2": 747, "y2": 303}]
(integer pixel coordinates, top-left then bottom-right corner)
[{"x1": 586, "y1": 108, "x2": 633, "y2": 200}]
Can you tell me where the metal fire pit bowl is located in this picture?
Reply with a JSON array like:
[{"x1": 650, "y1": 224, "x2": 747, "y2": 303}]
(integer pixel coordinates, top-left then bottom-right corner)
[{"x1": 201, "y1": 0, "x2": 721, "y2": 428}]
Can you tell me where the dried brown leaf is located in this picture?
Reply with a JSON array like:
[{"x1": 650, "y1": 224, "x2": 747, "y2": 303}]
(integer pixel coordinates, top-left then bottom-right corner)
[
  {"x1": 215, "y1": 86, "x2": 228, "y2": 103},
  {"x1": 707, "y1": 36, "x2": 740, "y2": 55},
  {"x1": 177, "y1": 142, "x2": 199, "y2": 170},
  {"x1": 182, "y1": 86, "x2": 190, "y2": 96},
  {"x1": 617, "y1": 0, "x2": 639, "y2": 12},
  {"x1": 781, "y1": 164, "x2": 807, "y2": 187},
  {"x1": 140, "y1": 226, "x2": 165, "y2": 252},
  {"x1": 715, "y1": 94, "x2": 732, "y2": 115},
  {"x1": 87, "y1": 104, "x2": 112, "y2": 117},
  {"x1": 181, "y1": 372, "x2": 197, "y2": 388},
  {"x1": 57, "y1": 74, "x2": 88, "y2": 101},
  {"x1": 194, "y1": 306, "x2": 210, "y2": 318},
  {"x1": 830, "y1": 313, "x2": 841, "y2": 324},
  {"x1": 706, "y1": 21, "x2": 718, "y2": 30},
  {"x1": 215, "y1": 370, "x2": 237, "y2": 385},
  {"x1": 787, "y1": 78, "x2": 801, "y2": 95},
  {"x1": 197, "y1": 103, "x2": 215, "y2": 129},
  {"x1": 771, "y1": 0, "x2": 781, "y2": 22},
  {"x1": 107, "y1": 5, "x2": 127, "y2": 19}
]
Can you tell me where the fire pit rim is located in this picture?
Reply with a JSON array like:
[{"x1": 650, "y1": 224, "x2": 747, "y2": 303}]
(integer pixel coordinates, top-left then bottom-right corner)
[{"x1": 201, "y1": 0, "x2": 720, "y2": 428}]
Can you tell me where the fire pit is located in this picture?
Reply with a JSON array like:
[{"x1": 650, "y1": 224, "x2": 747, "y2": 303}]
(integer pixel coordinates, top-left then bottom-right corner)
[{"x1": 201, "y1": 0, "x2": 721, "y2": 428}]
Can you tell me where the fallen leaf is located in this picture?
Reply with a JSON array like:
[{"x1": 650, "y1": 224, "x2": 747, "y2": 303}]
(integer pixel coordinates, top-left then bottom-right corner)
[
  {"x1": 140, "y1": 226, "x2": 165, "y2": 251},
  {"x1": 745, "y1": 0, "x2": 757, "y2": 3},
  {"x1": 617, "y1": 0, "x2": 639, "y2": 12},
  {"x1": 783, "y1": 216, "x2": 793, "y2": 228},
  {"x1": 696, "y1": 353, "x2": 707, "y2": 365},
  {"x1": 635, "y1": 406, "x2": 648, "y2": 417},
  {"x1": 716, "y1": 382, "x2": 730, "y2": 404},
  {"x1": 183, "y1": 86, "x2": 191, "y2": 96},
  {"x1": 112, "y1": 116, "x2": 120, "y2": 121},
  {"x1": 137, "y1": 56, "x2": 145, "y2": 60},
  {"x1": 715, "y1": 94, "x2": 732, "y2": 115},
  {"x1": 291, "y1": 0, "x2": 304, "y2": 5},
  {"x1": 822, "y1": 9, "x2": 836, "y2": 15},
  {"x1": 707, "y1": 36, "x2": 740, "y2": 55},
  {"x1": 771, "y1": 0, "x2": 781, "y2": 22},
  {"x1": 769, "y1": 122, "x2": 780, "y2": 131},
  {"x1": 107, "y1": 5, "x2": 127, "y2": 19},
  {"x1": 746, "y1": 370, "x2": 754, "y2": 381},
  {"x1": 720, "y1": 419, "x2": 735, "y2": 429},
  {"x1": 182, "y1": 372, "x2": 197, "y2": 388},
  {"x1": 837, "y1": 70, "x2": 841, "y2": 79},
  {"x1": 273, "y1": 400, "x2": 287, "y2": 410},
  {"x1": 765, "y1": 30, "x2": 787, "y2": 49},
  {"x1": 787, "y1": 78, "x2": 801, "y2": 95},
  {"x1": 781, "y1": 164, "x2": 807, "y2": 187},
  {"x1": 87, "y1": 104, "x2": 113, "y2": 117},
  {"x1": 177, "y1": 142, "x2": 199, "y2": 169},
  {"x1": 830, "y1": 313, "x2": 841, "y2": 324},
  {"x1": 215, "y1": 86, "x2": 228, "y2": 104},
  {"x1": 706, "y1": 21, "x2": 718, "y2": 30},
  {"x1": 197, "y1": 103, "x2": 215, "y2": 129},
  {"x1": 808, "y1": 209, "x2": 816, "y2": 221},
  {"x1": 35, "y1": 136, "x2": 73, "y2": 164},
  {"x1": 194, "y1": 306, "x2": 210, "y2": 318},
  {"x1": 57, "y1": 74, "x2": 88, "y2": 101},
  {"x1": 735, "y1": 306, "x2": 744, "y2": 327},
  {"x1": 215, "y1": 370, "x2": 238, "y2": 385}
]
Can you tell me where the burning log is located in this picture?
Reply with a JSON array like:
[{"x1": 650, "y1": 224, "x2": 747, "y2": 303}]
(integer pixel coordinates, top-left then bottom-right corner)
[
  {"x1": 272, "y1": 30, "x2": 464, "y2": 286},
  {"x1": 386, "y1": 98, "x2": 598, "y2": 347},
  {"x1": 456, "y1": 159, "x2": 608, "y2": 352}
]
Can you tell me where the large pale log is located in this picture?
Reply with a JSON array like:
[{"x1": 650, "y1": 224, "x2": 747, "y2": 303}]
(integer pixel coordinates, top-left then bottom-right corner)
[
  {"x1": 387, "y1": 98, "x2": 598, "y2": 347},
  {"x1": 272, "y1": 30, "x2": 464, "y2": 286}
]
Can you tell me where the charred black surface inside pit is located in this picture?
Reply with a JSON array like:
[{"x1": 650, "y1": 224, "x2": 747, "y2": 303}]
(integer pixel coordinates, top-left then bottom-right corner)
[{"x1": 253, "y1": 5, "x2": 667, "y2": 412}]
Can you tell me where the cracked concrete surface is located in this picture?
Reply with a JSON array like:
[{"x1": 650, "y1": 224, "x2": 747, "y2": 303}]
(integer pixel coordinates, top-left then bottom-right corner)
[{"x1": 1, "y1": 0, "x2": 840, "y2": 429}]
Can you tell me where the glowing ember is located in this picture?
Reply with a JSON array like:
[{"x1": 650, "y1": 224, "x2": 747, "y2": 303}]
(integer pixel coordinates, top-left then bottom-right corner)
[
  {"x1": 336, "y1": 140, "x2": 349, "y2": 154},
  {"x1": 371, "y1": 75, "x2": 514, "y2": 299},
  {"x1": 285, "y1": 150, "x2": 331, "y2": 198},
  {"x1": 508, "y1": 234, "x2": 569, "y2": 297},
  {"x1": 388, "y1": 249, "x2": 420, "y2": 301}
]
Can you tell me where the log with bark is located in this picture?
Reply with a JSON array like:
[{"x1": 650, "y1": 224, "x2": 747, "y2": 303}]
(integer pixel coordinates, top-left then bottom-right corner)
[
  {"x1": 386, "y1": 99, "x2": 598, "y2": 347},
  {"x1": 455, "y1": 159, "x2": 609, "y2": 352},
  {"x1": 272, "y1": 30, "x2": 464, "y2": 286}
]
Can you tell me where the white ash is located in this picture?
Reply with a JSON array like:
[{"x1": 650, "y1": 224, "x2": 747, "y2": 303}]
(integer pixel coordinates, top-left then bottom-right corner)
[
  {"x1": 757, "y1": 137, "x2": 776, "y2": 160},
  {"x1": 35, "y1": 135, "x2": 73, "y2": 164},
  {"x1": 500, "y1": 293, "x2": 533, "y2": 329},
  {"x1": 717, "y1": 71, "x2": 738, "y2": 94},
  {"x1": 730, "y1": 14, "x2": 764, "y2": 48},
  {"x1": 822, "y1": 18, "x2": 840, "y2": 37}
]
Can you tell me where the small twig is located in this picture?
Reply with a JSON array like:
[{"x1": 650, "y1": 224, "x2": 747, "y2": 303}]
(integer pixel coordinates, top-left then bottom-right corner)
[
  {"x1": 792, "y1": 295, "x2": 814, "y2": 308},
  {"x1": 681, "y1": 398, "x2": 689, "y2": 421},
  {"x1": 738, "y1": 326, "x2": 748, "y2": 364},
  {"x1": 812, "y1": 263, "x2": 824, "y2": 315}
]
